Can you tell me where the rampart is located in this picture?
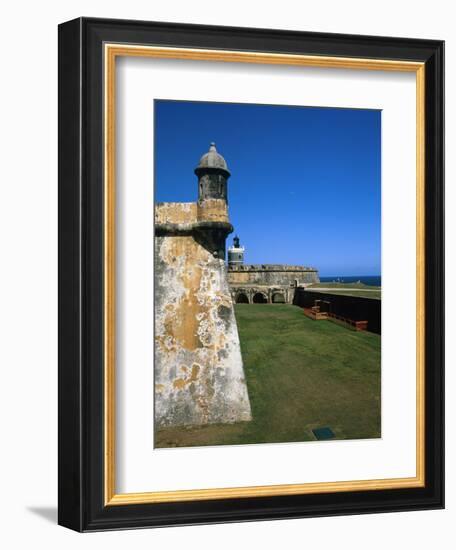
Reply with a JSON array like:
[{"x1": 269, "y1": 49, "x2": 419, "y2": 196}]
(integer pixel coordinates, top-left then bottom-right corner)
[
  {"x1": 228, "y1": 264, "x2": 320, "y2": 304},
  {"x1": 154, "y1": 202, "x2": 252, "y2": 428},
  {"x1": 229, "y1": 264, "x2": 319, "y2": 286}
]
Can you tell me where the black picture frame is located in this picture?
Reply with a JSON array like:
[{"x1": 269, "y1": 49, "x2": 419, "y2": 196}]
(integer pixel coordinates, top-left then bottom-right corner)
[{"x1": 58, "y1": 17, "x2": 444, "y2": 531}]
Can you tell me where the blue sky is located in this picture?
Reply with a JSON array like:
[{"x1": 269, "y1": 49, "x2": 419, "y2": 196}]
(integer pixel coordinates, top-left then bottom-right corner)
[{"x1": 155, "y1": 100, "x2": 381, "y2": 277}]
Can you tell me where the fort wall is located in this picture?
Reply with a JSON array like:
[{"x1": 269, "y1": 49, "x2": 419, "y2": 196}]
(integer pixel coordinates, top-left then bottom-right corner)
[
  {"x1": 228, "y1": 264, "x2": 319, "y2": 286},
  {"x1": 154, "y1": 202, "x2": 251, "y2": 428},
  {"x1": 228, "y1": 265, "x2": 320, "y2": 304}
]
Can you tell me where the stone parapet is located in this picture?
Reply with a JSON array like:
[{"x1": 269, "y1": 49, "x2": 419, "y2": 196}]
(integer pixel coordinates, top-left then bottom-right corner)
[{"x1": 228, "y1": 264, "x2": 318, "y2": 272}]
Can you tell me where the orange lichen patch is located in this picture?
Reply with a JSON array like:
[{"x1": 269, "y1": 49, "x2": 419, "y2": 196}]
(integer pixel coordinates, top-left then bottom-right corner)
[
  {"x1": 155, "y1": 384, "x2": 165, "y2": 393},
  {"x1": 158, "y1": 236, "x2": 214, "y2": 351},
  {"x1": 173, "y1": 378, "x2": 187, "y2": 390},
  {"x1": 172, "y1": 363, "x2": 202, "y2": 390},
  {"x1": 197, "y1": 199, "x2": 229, "y2": 222},
  {"x1": 155, "y1": 333, "x2": 178, "y2": 354},
  {"x1": 190, "y1": 363, "x2": 200, "y2": 381},
  {"x1": 155, "y1": 202, "x2": 197, "y2": 224}
]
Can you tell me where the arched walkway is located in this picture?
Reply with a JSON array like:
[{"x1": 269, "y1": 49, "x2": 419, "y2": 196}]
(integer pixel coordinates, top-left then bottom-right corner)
[
  {"x1": 235, "y1": 293, "x2": 249, "y2": 304},
  {"x1": 272, "y1": 292, "x2": 285, "y2": 303},
  {"x1": 253, "y1": 292, "x2": 268, "y2": 304}
]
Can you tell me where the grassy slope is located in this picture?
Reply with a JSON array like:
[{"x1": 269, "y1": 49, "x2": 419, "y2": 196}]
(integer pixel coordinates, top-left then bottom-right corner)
[
  {"x1": 155, "y1": 304, "x2": 381, "y2": 448},
  {"x1": 308, "y1": 282, "x2": 381, "y2": 299},
  {"x1": 310, "y1": 282, "x2": 381, "y2": 289},
  {"x1": 308, "y1": 289, "x2": 381, "y2": 299}
]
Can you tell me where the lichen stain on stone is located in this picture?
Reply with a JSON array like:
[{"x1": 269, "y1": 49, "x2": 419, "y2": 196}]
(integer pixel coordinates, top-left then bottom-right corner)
[
  {"x1": 197, "y1": 199, "x2": 229, "y2": 223},
  {"x1": 157, "y1": 236, "x2": 204, "y2": 352},
  {"x1": 217, "y1": 304, "x2": 232, "y2": 330},
  {"x1": 155, "y1": 202, "x2": 197, "y2": 225},
  {"x1": 190, "y1": 363, "x2": 200, "y2": 380},
  {"x1": 172, "y1": 363, "x2": 201, "y2": 390},
  {"x1": 172, "y1": 378, "x2": 187, "y2": 390},
  {"x1": 154, "y1": 201, "x2": 252, "y2": 428},
  {"x1": 158, "y1": 237, "x2": 232, "y2": 355}
]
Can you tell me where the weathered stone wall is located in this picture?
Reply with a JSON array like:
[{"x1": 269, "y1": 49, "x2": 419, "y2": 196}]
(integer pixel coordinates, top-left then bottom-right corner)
[
  {"x1": 154, "y1": 203, "x2": 251, "y2": 428},
  {"x1": 230, "y1": 285, "x2": 294, "y2": 304},
  {"x1": 155, "y1": 202, "x2": 197, "y2": 225},
  {"x1": 197, "y1": 198, "x2": 229, "y2": 223},
  {"x1": 228, "y1": 265, "x2": 320, "y2": 287}
]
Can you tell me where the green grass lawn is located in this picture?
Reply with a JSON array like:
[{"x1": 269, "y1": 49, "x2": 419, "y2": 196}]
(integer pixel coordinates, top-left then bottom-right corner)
[
  {"x1": 155, "y1": 304, "x2": 381, "y2": 448},
  {"x1": 307, "y1": 282, "x2": 381, "y2": 299},
  {"x1": 309, "y1": 289, "x2": 381, "y2": 299}
]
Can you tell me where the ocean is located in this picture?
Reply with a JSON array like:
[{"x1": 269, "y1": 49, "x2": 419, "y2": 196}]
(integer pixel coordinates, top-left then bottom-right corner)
[{"x1": 319, "y1": 275, "x2": 381, "y2": 287}]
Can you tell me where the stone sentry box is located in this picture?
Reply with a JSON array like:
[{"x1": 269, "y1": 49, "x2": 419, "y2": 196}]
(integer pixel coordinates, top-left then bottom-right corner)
[{"x1": 154, "y1": 144, "x2": 252, "y2": 428}]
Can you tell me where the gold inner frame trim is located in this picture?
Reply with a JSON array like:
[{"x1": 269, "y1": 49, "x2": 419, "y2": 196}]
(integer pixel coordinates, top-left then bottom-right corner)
[{"x1": 104, "y1": 43, "x2": 426, "y2": 506}]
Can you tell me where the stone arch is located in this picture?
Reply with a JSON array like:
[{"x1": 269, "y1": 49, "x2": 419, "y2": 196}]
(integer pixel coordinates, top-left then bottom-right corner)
[
  {"x1": 272, "y1": 292, "x2": 286, "y2": 303},
  {"x1": 253, "y1": 292, "x2": 268, "y2": 304},
  {"x1": 235, "y1": 292, "x2": 249, "y2": 304}
]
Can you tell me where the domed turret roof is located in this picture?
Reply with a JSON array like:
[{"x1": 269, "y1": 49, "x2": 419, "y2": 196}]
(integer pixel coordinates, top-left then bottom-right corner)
[{"x1": 195, "y1": 142, "x2": 230, "y2": 176}]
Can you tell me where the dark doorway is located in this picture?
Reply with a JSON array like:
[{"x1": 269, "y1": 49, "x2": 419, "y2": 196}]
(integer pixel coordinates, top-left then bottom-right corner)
[
  {"x1": 315, "y1": 299, "x2": 331, "y2": 313},
  {"x1": 253, "y1": 293, "x2": 268, "y2": 304},
  {"x1": 235, "y1": 293, "x2": 249, "y2": 304}
]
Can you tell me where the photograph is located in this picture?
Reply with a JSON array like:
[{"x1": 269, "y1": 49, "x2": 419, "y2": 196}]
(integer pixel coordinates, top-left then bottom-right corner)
[
  {"x1": 0, "y1": 0, "x2": 448, "y2": 541},
  {"x1": 154, "y1": 99, "x2": 382, "y2": 448},
  {"x1": 53, "y1": 7, "x2": 444, "y2": 535}
]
